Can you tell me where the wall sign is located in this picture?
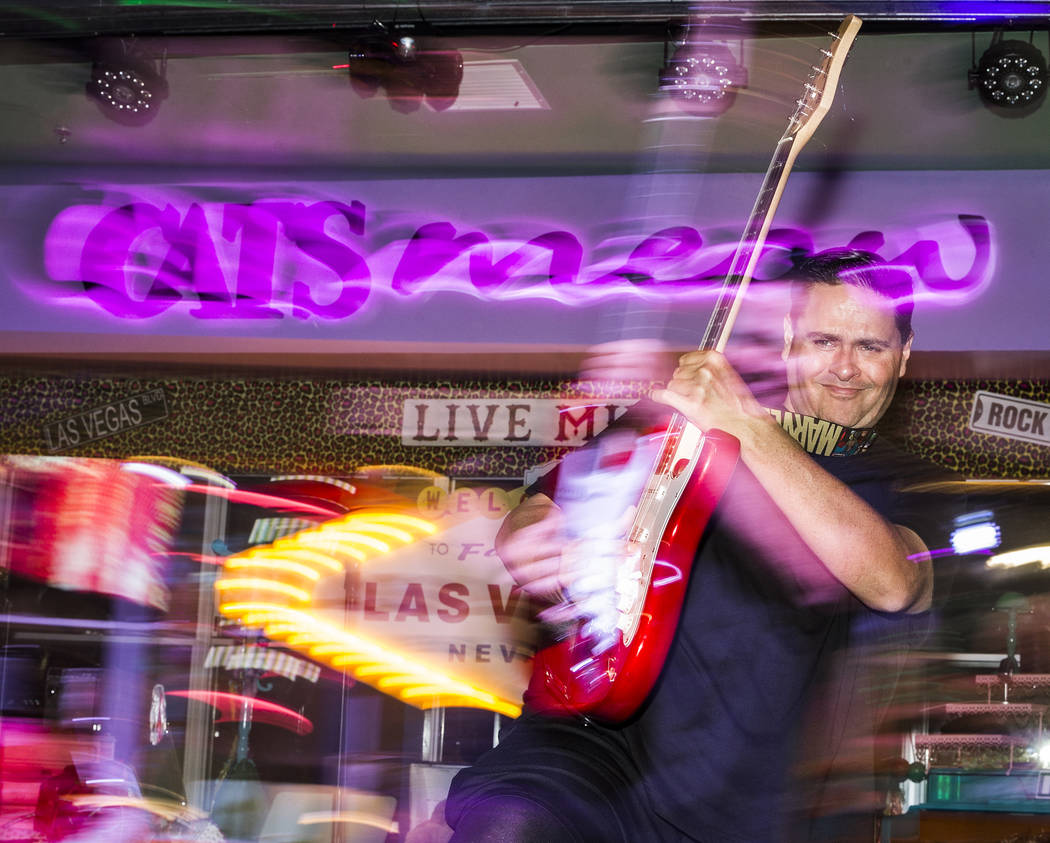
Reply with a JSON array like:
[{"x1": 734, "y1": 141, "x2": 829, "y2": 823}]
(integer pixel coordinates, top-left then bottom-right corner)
[
  {"x1": 39, "y1": 198, "x2": 992, "y2": 321},
  {"x1": 970, "y1": 390, "x2": 1050, "y2": 447},
  {"x1": 402, "y1": 398, "x2": 634, "y2": 446},
  {"x1": 41, "y1": 388, "x2": 169, "y2": 451}
]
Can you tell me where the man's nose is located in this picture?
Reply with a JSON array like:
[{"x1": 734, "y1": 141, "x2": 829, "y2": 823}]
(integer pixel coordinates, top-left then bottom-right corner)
[{"x1": 831, "y1": 347, "x2": 859, "y2": 380}]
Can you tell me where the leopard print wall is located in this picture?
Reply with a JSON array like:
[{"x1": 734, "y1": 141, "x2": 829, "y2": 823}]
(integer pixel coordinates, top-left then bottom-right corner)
[
  {"x1": 0, "y1": 368, "x2": 1047, "y2": 480},
  {"x1": 0, "y1": 370, "x2": 646, "y2": 480},
  {"x1": 883, "y1": 380, "x2": 1050, "y2": 479}
]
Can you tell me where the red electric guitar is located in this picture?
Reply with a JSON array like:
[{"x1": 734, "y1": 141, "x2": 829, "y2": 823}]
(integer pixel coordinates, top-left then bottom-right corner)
[{"x1": 531, "y1": 15, "x2": 864, "y2": 722}]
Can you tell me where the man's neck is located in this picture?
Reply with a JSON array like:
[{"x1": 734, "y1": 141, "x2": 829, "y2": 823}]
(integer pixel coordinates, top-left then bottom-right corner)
[{"x1": 766, "y1": 407, "x2": 878, "y2": 457}]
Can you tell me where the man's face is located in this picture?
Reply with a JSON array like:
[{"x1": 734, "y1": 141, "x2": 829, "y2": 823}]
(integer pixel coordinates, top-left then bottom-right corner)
[{"x1": 782, "y1": 283, "x2": 912, "y2": 429}]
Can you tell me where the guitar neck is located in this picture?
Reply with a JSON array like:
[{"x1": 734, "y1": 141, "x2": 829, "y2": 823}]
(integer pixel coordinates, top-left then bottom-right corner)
[
  {"x1": 699, "y1": 15, "x2": 863, "y2": 355},
  {"x1": 699, "y1": 142, "x2": 794, "y2": 353}
]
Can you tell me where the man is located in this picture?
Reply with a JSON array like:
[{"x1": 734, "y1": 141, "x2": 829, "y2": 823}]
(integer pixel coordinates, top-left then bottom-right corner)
[{"x1": 445, "y1": 250, "x2": 937, "y2": 842}]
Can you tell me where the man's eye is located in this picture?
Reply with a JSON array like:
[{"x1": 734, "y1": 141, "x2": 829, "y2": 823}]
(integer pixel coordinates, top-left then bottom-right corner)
[{"x1": 813, "y1": 339, "x2": 833, "y2": 348}]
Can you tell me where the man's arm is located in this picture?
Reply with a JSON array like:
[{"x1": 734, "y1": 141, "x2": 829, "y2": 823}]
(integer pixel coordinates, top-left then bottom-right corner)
[
  {"x1": 652, "y1": 350, "x2": 932, "y2": 614},
  {"x1": 731, "y1": 412, "x2": 931, "y2": 613},
  {"x1": 494, "y1": 492, "x2": 567, "y2": 604}
]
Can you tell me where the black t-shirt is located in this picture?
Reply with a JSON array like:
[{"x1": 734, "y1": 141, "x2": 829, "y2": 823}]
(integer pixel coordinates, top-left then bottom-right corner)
[
  {"x1": 450, "y1": 401, "x2": 949, "y2": 842},
  {"x1": 618, "y1": 434, "x2": 936, "y2": 841}
]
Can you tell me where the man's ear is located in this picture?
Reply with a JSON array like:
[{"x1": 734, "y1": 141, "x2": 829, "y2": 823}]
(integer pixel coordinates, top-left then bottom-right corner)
[
  {"x1": 781, "y1": 315, "x2": 794, "y2": 361},
  {"x1": 899, "y1": 332, "x2": 914, "y2": 378}
]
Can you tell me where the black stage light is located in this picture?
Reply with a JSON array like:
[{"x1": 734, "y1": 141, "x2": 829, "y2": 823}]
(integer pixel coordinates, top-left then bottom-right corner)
[
  {"x1": 969, "y1": 34, "x2": 1049, "y2": 117},
  {"x1": 346, "y1": 25, "x2": 462, "y2": 113},
  {"x1": 659, "y1": 40, "x2": 747, "y2": 117},
  {"x1": 86, "y1": 47, "x2": 168, "y2": 127}
]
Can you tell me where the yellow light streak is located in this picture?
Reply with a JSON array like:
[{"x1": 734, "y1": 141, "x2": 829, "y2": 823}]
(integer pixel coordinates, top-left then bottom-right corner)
[
  {"x1": 303, "y1": 531, "x2": 391, "y2": 553},
  {"x1": 64, "y1": 795, "x2": 207, "y2": 822},
  {"x1": 308, "y1": 643, "x2": 354, "y2": 658},
  {"x1": 351, "y1": 665, "x2": 388, "y2": 677},
  {"x1": 255, "y1": 622, "x2": 299, "y2": 638},
  {"x1": 401, "y1": 685, "x2": 472, "y2": 700},
  {"x1": 238, "y1": 612, "x2": 279, "y2": 628},
  {"x1": 218, "y1": 601, "x2": 295, "y2": 620},
  {"x1": 299, "y1": 810, "x2": 399, "y2": 834},
  {"x1": 224, "y1": 557, "x2": 321, "y2": 581},
  {"x1": 351, "y1": 512, "x2": 439, "y2": 533},
  {"x1": 284, "y1": 633, "x2": 322, "y2": 647},
  {"x1": 462, "y1": 698, "x2": 522, "y2": 719},
  {"x1": 215, "y1": 578, "x2": 311, "y2": 603},
  {"x1": 241, "y1": 611, "x2": 521, "y2": 714},
  {"x1": 330, "y1": 654, "x2": 371, "y2": 668},
  {"x1": 332, "y1": 522, "x2": 413, "y2": 543},
  {"x1": 265, "y1": 543, "x2": 348, "y2": 571},
  {"x1": 987, "y1": 545, "x2": 1050, "y2": 569},
  {"x1": 353, "y1": 463, "x2": 444, "y2": 479},
  {"x1": 311, "y1": 544, "x2": 367, "y2": 563},
  {"x1": 377, "y1": 675, "x2": 429, "y2": 690},
  {"x1": 216, "y1": 501, "x2": 520, "y2": 717}
]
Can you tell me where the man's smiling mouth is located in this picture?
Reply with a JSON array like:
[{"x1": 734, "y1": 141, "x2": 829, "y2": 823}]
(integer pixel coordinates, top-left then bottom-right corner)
[{"x1": 823, "y1": 385, "x2": 863, "y2": 398}]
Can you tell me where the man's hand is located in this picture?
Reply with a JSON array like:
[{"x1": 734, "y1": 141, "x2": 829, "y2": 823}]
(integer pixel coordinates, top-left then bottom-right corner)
[
  {"x1": 650, "y1": 350, "x2": 766, "y2": 438},
  {"x1": 494, "y1": 493, "x2": 569, "y2": 604},
  {"x1": 495, "y1": 493, "x2": 639, "y2": 611},
  {"x1": 578, "y1": 338, "x2": 674, "y2": 387}
]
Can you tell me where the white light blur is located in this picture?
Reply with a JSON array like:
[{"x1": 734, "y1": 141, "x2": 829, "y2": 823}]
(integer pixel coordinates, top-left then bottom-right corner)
[
  {"x1": 1039, "y1": 741, "x2": 1050, "y2": 768},
  {"x1": 986, "y1": 545, "x2": 1050, "y2": 570},
  {"x1": 121, "y1": 461, "x2": 192, "y2": 488},
  {"x1": 951, "y1": 522, "x2": 1001, "y2": 555},
  {"x1": 122, "y1": 461, "x2": 195, "y2": 487}
]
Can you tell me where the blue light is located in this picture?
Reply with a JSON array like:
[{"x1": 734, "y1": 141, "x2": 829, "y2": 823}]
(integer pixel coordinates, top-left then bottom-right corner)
[{"x1": 951, "y1": 510, "x2": 1002, "y2": 555}]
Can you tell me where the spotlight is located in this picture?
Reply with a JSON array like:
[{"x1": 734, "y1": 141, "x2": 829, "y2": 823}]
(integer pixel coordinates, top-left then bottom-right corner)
[
  {"x1": 345, "y1": 24, "x2": 462, "y2": 113},
  {"x1": 394, "y1": 35, "x2": 417, "y2": 61},
  {"x1": 85, "y1": 44, "x2": 168, "y2": 127},
  {"x1": 968, "y1": 34, "x2": 1048, "y2": 117},
  {"x1": 659, "y1": 40, "x2": 747, "y2": 117},
  {"x1": 950, "y1": 510, "x2": 1001, "y2": 555}
]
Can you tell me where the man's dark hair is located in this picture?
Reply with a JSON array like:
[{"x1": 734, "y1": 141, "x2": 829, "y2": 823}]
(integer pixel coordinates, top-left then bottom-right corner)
[{"x1": 787, "y1": 248, "x2": 914, "y2": 344}]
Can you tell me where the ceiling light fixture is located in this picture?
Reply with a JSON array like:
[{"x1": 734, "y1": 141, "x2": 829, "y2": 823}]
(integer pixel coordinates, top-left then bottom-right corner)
[
  {"x1": 968, "y1": 31, "x2": 1049, "y2": 117},
  {"x1": 659, "y1": 35, "x2": 747, "y2": 117},
  {"x1": 342, "y1": 23, "x2": 463, "y2": 113},
  {"x1": 85, "y1": 41, "x2": 168, "y2": 127}
]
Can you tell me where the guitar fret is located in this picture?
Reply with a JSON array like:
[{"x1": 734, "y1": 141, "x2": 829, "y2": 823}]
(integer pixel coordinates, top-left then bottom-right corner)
[{"x1": 654, "y1": 427, "x2": 682, "y2": 476}]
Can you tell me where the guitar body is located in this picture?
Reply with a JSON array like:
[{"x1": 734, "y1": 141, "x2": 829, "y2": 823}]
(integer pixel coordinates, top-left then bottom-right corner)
[{"x1": 529, "y1": 427, "x2": 740, "y2": 721}]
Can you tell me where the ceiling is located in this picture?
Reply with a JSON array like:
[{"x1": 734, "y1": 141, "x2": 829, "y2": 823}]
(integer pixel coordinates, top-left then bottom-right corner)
[
  {"x1": 0, "y1": 7, "x2": 1048, "y2": 177},
  {"x1": 2, "y1": 1, "x2": 1050, "y2": 37}
]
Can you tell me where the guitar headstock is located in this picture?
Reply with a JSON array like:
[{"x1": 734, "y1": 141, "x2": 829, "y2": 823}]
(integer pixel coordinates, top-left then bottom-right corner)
[{"x1": 787, "y1": 15, "x2": 863, "y2": 149}]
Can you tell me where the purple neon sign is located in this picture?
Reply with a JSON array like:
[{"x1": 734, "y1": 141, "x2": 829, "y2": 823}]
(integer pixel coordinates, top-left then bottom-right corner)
[{"x1": 40, "y1": 199, "x2": 993, "y2": 320}]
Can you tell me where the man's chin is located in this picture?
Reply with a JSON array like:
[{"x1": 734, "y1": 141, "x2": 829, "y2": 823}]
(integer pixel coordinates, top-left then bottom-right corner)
[
  {"x1": 808, "y1": 404, "x2": 875, "y2": 429},
  {"x1": 786, "y1": 398, "x2": 867, "y2": 429}
]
